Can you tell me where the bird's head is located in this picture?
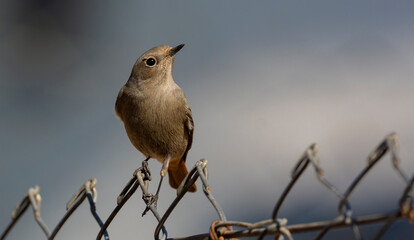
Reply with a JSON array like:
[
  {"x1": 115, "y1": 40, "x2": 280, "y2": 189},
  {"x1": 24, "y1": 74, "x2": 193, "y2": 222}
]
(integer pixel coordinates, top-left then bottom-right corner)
[{"x1": 130, "y1": 44, "x2": 184, "y2": 83}]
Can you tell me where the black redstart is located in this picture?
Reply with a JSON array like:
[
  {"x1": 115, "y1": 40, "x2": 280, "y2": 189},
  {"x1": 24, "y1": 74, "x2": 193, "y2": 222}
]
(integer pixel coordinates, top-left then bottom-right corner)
[{"x1": 115, "y1": 44, "x2": 197, "y2": 194}]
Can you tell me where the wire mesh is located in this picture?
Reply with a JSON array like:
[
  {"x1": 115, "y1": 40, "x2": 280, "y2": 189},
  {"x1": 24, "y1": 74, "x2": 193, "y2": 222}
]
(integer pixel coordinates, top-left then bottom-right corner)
[{"x1": 1, "y1": 133, "x2": 413, "y2": 240}]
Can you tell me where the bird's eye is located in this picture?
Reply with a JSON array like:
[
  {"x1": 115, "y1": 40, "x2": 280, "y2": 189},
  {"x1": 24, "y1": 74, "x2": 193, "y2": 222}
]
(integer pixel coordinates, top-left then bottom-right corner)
[{"x1": 145, "y1": 57, "x2": 157, "y2": 67}]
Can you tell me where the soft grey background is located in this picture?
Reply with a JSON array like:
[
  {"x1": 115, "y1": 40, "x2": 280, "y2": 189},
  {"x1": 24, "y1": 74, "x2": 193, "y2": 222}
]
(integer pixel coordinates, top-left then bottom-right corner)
[{"x1": 1, "y1": 1, "x2": 414, "y2": 239}]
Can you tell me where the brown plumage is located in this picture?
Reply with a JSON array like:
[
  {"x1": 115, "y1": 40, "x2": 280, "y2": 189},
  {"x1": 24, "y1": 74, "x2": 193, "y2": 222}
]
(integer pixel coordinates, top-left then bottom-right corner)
[{"x1": 115, "y1": 44, "x2": 196, "y2": 192}]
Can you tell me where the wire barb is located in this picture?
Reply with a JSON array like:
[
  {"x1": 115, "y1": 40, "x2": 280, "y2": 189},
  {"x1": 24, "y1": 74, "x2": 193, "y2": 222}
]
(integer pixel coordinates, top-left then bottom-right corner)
[
  {"x1": 97, "y1": 160, "x2": 168, "y2": 240},
  {"x1": 49, "y1": 178, "x2": 108, "y2": 240},
  {"x1": 66, "y1": 178, "x2": 98, "y2": 210},
  {"x1": 0, "y1": 186, "x2": 50, "y2": 240},
  {"x1": 154, "y1": 159, "x2": 228, "y2": 240}
]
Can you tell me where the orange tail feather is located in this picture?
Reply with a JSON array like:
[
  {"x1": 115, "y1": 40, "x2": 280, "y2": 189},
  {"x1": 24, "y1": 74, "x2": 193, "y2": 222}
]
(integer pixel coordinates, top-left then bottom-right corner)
[{"x1": 168, "y1": 160, "x2": 197, "y2": 192}]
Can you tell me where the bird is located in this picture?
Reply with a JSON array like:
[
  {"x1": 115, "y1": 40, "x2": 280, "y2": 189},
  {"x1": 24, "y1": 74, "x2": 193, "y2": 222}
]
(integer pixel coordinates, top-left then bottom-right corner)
[{"x1": 115, "y1": 44, "x2": 197, "y2": 198}]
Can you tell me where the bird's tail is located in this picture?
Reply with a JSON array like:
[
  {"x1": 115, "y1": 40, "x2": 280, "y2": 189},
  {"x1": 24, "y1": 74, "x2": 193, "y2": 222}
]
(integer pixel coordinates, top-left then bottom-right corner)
[{"x1": 168, "y1": 160, "x2": 197, "y2": 192}]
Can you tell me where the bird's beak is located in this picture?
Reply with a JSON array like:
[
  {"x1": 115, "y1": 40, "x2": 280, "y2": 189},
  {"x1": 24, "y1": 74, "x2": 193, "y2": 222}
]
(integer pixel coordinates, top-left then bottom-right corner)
[{"x1": 169, "y1": 44, "x2": 185, "y2": 57}]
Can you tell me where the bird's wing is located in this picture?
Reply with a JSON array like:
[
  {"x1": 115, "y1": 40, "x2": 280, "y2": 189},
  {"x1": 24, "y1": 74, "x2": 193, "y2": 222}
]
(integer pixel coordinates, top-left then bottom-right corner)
[{"x1": 181, "y1": 105, "x2": 194, "y2": 162}]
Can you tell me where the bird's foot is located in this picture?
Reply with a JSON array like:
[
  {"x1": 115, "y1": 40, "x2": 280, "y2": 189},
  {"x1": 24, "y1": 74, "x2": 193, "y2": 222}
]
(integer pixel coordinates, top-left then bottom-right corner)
[{"x1": 142, "y1": 193, "x2": 158, "y2": 216}]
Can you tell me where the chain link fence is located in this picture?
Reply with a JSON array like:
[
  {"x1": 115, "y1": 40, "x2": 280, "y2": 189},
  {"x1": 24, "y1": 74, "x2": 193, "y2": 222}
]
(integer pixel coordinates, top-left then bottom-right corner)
[{"x1": 1, "y1": 133, "x2": 413, "y2": 240}]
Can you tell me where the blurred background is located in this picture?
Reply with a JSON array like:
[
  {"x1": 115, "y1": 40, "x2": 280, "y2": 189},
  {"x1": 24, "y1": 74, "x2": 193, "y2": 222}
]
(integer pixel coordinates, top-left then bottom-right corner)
[{"x1": 1, "y1": 1, "x2": 414, "y2": 239}]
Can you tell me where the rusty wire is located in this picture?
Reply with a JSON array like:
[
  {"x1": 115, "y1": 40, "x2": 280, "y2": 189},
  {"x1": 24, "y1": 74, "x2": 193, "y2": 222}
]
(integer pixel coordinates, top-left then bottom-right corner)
[{"x1": 1, "y1": 133, "x2": 414, "y2": 240}]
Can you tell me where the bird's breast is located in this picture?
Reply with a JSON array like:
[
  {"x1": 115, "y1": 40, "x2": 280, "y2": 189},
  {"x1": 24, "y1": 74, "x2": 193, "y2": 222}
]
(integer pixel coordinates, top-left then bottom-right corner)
[{"x1": 120, "y1": 86, "x2": 188, "y2": 161}]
